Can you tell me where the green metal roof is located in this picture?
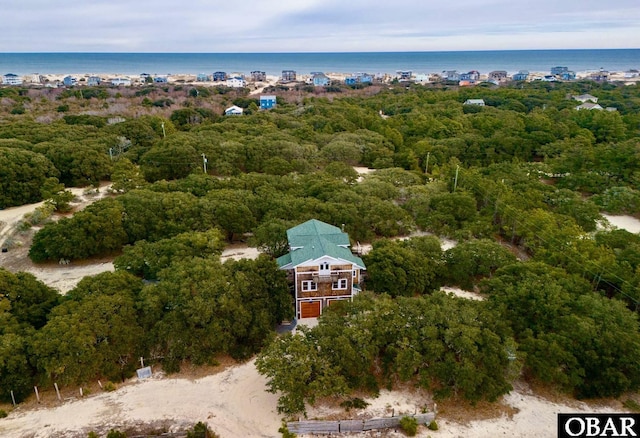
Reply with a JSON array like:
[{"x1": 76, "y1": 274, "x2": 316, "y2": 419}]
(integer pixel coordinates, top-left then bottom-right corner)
[{"x1": 277, "y1": 219, "x2": 365, "y2": 269}]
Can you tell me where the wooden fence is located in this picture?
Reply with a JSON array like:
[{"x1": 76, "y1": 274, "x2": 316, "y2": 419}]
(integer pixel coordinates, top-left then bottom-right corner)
[{"x1": 287, "y1": 412, "x2": 436, "y2": 434}]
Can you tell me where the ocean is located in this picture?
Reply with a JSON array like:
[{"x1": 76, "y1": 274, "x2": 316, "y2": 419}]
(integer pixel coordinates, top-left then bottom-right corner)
[{"x1": 0, "y1": 50, "x2": 638, "y2": 77}]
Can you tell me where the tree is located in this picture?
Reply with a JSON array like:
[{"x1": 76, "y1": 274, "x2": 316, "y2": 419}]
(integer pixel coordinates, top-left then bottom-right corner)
[
  {"x1": 0, "y1": 147, "x2": 59, "y2": 208},
  {"x1": 249, "y1": 219, "x2": 293, "y2": 258},
  {"x1": 444, "y1": 239, "x2": 517, "y2": 289}
]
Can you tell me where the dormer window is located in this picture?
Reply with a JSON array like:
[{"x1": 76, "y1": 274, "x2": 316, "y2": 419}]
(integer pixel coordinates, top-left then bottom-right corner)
[{"x1": 320, "y1": 261, "x2": 330, "y2": 272}]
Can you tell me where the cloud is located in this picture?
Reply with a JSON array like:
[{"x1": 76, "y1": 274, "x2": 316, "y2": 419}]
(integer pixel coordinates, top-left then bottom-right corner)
[{"x1": 0, "y1": 0, "x2": 638, "y2": 51}]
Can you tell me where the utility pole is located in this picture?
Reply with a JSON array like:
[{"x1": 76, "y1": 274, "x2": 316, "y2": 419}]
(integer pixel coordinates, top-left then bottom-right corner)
[
  {"x1": 453, "y1": 165, "x2": 460, "y2": 192},
  {"x1": 161, "y1": 122, "x2": 166, "y2": 138},
  {"x1": 202, "y1": 153, "x2": 208, "y2": 174}
]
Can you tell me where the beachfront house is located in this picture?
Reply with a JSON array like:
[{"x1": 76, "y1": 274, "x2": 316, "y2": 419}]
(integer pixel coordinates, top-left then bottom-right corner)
[
  {"x1": 226, "y1": 76, "x2": 246, "y2": 88},
  {"x1": 561, "y1": 71, "x2": 576, "y2": 81},
  {"x1": 87, "y1": 76, "x2": 102, "y2": 86},
  {"x1": 460, "y1": 70, "x2": 480, "y2": 81},
  {"x1": 573, "y1": 94, "x2": 598, "y2": 103},
  {"x1": 551, "y1": 66, "x2": 569, "y2": 75},
  {"x1": 196, "y1": 73, "x2": 210, "y2": 82},
  {"x1": 312, "y1": 73, "x2": 330, "y2": 87},
  {"x1": 345, "y1": 72, "x2": 373, "y2": 85},
  {"x1": 512, "y1": 70, "x2": 529, "y2": 81},
  {"x1": 277, "y1": 219, "x2": 366, "y2": 320},
  {"x1": 590, "y1": 70, "x2": 609, "y2": 82},
  {"x1": 489, "y1": 71, "x2": 508, "y2": 82},
  {"x1": 397, "y1": 71, "x2": 412, "y2": 81},
  {"x1": 63, "y1": 76, "x2": 77, "y2": 87},
  {"x1": 213, "y1": 72, "x2": 227, "y2": 82},
  {"x1": 464, "y1": 99, "x2": 485, "y2": 106},
  {"x1": 442, "y1": 70, "x2": 460, "y2": 82},
  {"x1": 224, "y1": 105, "x2": 244, "y2": 116},
  {"x1": 110, "y1": 78, "x2": 132, "y2": 86},
  {"x1": 153, "y1": 76, "x2": 168, "y2": 83},
  {"x1": 2, "y1": 73, "x2": 22, "y2": 85},
  {"x1": 259, "y1": 95, "x2": 276, "y2": 110},
  {"x1": 251, "y1": 71, "x2": 266, "y2": 82},
  {"x1": 281, "y1": 70, "x2": 297, "y2": 82}
]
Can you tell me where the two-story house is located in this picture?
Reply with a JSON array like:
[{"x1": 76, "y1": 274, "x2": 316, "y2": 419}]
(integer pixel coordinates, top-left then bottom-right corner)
[
  {"x1": 277, "y1": 219, "x2": 366, "y2": 319},
  {"x1": 2, "y1": 73, "x2": 22, "y2": 85}
]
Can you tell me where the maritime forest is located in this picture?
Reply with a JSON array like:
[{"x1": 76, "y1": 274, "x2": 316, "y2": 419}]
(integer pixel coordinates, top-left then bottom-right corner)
[{"x1": 0, "y1": 78, "x2": 639, "y2": 417}]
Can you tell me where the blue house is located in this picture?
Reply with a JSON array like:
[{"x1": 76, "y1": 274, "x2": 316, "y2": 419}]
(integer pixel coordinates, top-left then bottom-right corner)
[
  {"x1": 63, "y1": 76, "x2": 77, "y2": 86},
  {"x1": 87, "y1": 76, "x2": 102, "y2": 86},
  {"x1": 154, "y1": 76, "x2": 168, "y2": 83},
  {"x1": 312, "y1": 73, "x2": 330, "y2": 87},
  {"x1": 551, "y1": 66, "x2": 569, "y2": 75},
  {"x1": 512, "y1": 70, "x2": 529, "y2": 81},
  {"x1": 213, "y1": 71, "x2": 227, "y2": 81},
  {"x1": 561, "y1": 71, "x2": 576, "y2": 81},
  {"x1": 260, "y1": 95, "x2": 276, "y2": 110},
  {"x1": 197, "y1": 73, "x2": 210, "y2": 82}
]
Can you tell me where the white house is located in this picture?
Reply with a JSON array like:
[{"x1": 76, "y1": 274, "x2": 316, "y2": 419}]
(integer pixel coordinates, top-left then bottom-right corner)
[
  {"x1": 226, "y1": 77, "x2": 246, "y2": 88},
  {"x1": 110, "y1": 77, "x2": 132, "y2": 86},
  {"x1": 224, "y1": 105, "x2": 244, "y2": 116},
  {"x1": 2, "y1": 74, "x2": 23, "y2": 85},
  {"x1": 576, "y1": 102, "x2": 603, "y2": 110},
  {"x1": 463, "y1": 99, "x2": 485, "y2": 106}
]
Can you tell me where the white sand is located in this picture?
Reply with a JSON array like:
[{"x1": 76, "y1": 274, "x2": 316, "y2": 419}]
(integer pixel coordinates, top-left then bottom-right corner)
[
  {"x1": 440, "y1": 285, "x2": 485, "y2": 301},
  {"x1": 601, "y1": 214, "x2": 640, "y2": 234}
]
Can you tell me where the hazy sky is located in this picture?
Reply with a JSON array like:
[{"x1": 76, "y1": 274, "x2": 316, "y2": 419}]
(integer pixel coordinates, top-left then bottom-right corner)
[{"x1": 2, "y1": 0, "x2": 639, "y2": 52}]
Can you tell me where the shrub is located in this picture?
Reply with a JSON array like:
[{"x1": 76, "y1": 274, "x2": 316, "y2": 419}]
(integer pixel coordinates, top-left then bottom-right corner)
[
  {"x1": 399, "y1": 416, "x2": 418, "y2": 436},
  {"x1": 623, "y1": 399, "x2": 640, "y2": 412},
  {"x1": 0, "y1": 409, "x2": 8, "y2": 418},
  {"x1": 106, "y1": 430, "x2": 126, "y2": 438},
  {"x1": 278, "y1": 423, "x2": 296, "y2": 438},
  {"x1": 103, "y1": 381, "x2": 117, "y2": 392},
  {"x1": 340, "y1": 397, "x2": 370, "y2": 411},
  {"x1": 87, "y1": 432, "x2": 99, "y2": 438},
  {"x1": 186, "y1": 421, "x2": 218, "y2": 438},
  {"x1": 428, "y1": 420, "x2": 439, "y2": 431}
]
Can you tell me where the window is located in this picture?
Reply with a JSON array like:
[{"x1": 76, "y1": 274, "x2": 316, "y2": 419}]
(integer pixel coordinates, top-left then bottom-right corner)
[
  {"x1": 302, "y1": 280, "x2": 317, "y2": 291},
  {"x1": 352, "y1": 270, "x2": 357, "y2": 278},
  {"x1": 320, "y1": 261, "x2": 330, "y2": 272},
  {"x1": 332, "y1": 278, "x2": 348, "y2": 290}
]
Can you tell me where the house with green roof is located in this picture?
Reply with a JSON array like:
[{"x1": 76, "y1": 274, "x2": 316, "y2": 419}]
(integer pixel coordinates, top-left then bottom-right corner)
[{"x1": 276, "y1": 219, "x2": 366, "y2": 319}]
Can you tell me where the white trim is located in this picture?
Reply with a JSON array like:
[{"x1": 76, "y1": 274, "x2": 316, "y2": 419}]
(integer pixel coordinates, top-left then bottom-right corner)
[{"x1": 301, "y1": 280, "x2": 317, "y2": 291}]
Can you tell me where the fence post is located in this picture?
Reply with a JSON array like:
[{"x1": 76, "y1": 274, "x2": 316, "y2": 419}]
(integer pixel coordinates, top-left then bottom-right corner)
[
  {"x1": 10, "y1": 390, "x2": 16, "y2": 406},
  {"x1": 54, "y1": 382, "x2": 61, "y2": 401},
  {"x1": 34, "y1": 386, "x2": 40, "y2": 403}
]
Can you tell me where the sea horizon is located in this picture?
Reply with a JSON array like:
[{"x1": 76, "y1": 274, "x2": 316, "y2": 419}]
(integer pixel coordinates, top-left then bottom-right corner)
[{"x1": 1, "y1": 49, "x2": 638, "y2": 77}]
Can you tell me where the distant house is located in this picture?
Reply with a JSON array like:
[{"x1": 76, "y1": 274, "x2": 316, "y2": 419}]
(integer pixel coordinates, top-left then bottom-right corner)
[
  {"x1": 624, "y1": 69, "x2": 639, "y2": 78},
  {"x1": 414, "y1": 73, "x2": 432, "y2": 84},
  {"x1": 2, "y1": 73, "x2": 22, "y2": 85},
  {"x1": 226, "y1": 76, "x2": 246, "y2": 88},
  {"x1": 110, "y1": 78, "x2": 132, "y2": 86},
  {"x1": 397, "y1": 71, "x2": 412, "y2": 80},
  {"x1": 260, "y1": 95, "x2": 276, "y2": 110},
  {"x1": 153, "y1": 76, "x2": 168, "y2": 83},
  {"x1": 140, "y1": 73, "x2": 151, "y2": 81},
  {"x1": 460, "y1": 70, "x2": 480, "y2": 81},
  {"x1": 512, "y1": 70, "x2": 529, "y2": 81},
  {"x1": 576, "y1": 102, "x2": 603, "y2": 110},
  {"x1": 213, "y1": 71, "x2": 227, "y2": 82},
  {"x1": 551, "y1": 66, "x2": 569, "y2": 75},
  {"x1": 542, "y1": 75, "x2": 557, "y2": 82},
  {"x1": 561, "y1": 71, "x2": 576, "y2": 81},
  {"x1": 464, "y1": 99, "x2": 485, "y2": 106},
  {"x1": 488, "y1": 71, "x2": 508, "y2": 81},
  {"x1": 196, "y1": 73, "x2": 210, "y2": 82},
  {"x1": 63, "y1": 76, "x2": 77, "y2": 87},
  {"x1": 590, "y1": 70, "x2": 609, "y2": 82},
  {"x1": 251, "y1": 71, "x2": 266, "y2": 82},
  {"x1": 312, "y1": 73, "x2": 330, "y2": 87},
  {"x1": 276, "y1": 219, "x2": 366, "y2": 320},
  {"x1": 573, "y1": 94, "x2": 598, "y2": 103},
  {"x1": 224, "y1": 105, "x2": 244, "y2": 116},
  {"x1": 345, "y1": 72, "x2": 373, "y2": 85},
  {"x1": 87, "y1": 76, "x2": 102, "y2": 86},
  {"x1": 442, "y1": 70, "x2": 460, "y2": 81},
  {"x1": 281, "y1": 70, "x2": 297, "y2": 82}
]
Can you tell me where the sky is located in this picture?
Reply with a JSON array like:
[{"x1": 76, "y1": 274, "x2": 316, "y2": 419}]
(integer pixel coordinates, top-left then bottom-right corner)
[{"x1": 1, "y1": 0, "x2": 639, "y2": 52}]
